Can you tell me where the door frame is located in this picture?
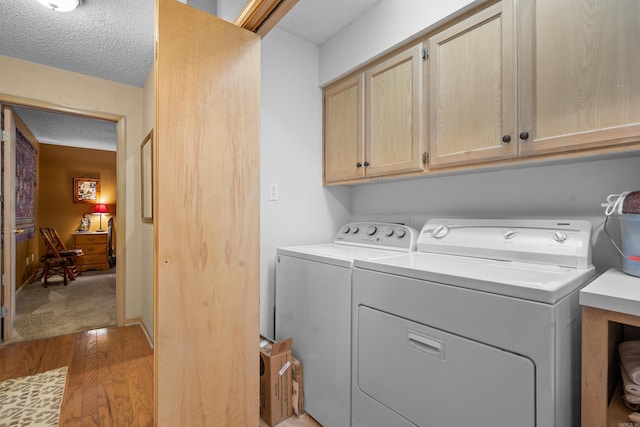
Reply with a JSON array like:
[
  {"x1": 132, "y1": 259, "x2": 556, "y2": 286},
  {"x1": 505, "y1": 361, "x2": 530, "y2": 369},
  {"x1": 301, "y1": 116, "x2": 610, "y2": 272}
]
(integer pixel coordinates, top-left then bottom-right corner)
[
  {"x1": 2, "y1": 105, "x2": 17, "y2": 341},
  {"x1": 0, "y1": 93, "x2": 126, "y2": 341}
]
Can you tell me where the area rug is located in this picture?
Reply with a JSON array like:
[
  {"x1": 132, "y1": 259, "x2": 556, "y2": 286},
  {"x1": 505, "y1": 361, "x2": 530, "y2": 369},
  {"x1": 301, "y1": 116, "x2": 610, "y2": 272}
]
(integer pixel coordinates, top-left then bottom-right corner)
[
  {"x1": 10, "y1": 269, "x2": 116, "y2": 343},
  {"x1": 0, "y1": 366, "x2": 68, "y2": 427}
]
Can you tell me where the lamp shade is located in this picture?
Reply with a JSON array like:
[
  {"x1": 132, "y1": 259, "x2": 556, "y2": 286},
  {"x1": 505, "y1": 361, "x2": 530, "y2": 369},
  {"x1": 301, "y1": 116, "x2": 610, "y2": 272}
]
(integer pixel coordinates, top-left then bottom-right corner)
[
  {"x1": 37, "y1": 0, "x2": 81, "y2": 12},
  {"x1": 92, "y1": 203, "x2": 109, "y2": 215}
]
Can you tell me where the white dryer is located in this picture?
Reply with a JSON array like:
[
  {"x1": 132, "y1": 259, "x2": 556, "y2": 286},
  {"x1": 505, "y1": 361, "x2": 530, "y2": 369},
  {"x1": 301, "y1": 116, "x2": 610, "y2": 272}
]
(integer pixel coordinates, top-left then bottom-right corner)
[
  {"x1": 276, "y1": 222, "x2": 417, "y2": 427},
  {"x1": 351, "y1": 218, "x2": 596, "y2": 427}
]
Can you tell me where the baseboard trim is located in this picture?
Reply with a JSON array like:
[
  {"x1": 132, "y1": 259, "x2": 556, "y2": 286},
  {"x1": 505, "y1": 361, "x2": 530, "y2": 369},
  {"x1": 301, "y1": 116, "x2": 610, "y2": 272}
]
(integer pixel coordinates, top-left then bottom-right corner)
[{"x1": 125, "y1": 317, "x2": 154, "y2": 349}]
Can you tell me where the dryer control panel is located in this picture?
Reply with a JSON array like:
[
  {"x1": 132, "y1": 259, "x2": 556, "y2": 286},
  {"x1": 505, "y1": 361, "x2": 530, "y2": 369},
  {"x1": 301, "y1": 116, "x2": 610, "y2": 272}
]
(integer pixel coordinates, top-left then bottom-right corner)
[
  {"x1": 417, "y1": 218, "x2": 592, "y2": 268},
  {"x1": 335, "y1": 222, "x2": 418, "y2": 251}
]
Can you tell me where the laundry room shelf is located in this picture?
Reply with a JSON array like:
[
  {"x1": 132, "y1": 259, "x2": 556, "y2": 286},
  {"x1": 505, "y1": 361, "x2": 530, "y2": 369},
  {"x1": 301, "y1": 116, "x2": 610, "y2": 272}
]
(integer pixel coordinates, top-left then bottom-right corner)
[
  {"x1": 580, "y1": 268, "x2": 640, "y2": 427},
  {"x1": 607, "y1": 383, "x2": 632, "y2": 427}
]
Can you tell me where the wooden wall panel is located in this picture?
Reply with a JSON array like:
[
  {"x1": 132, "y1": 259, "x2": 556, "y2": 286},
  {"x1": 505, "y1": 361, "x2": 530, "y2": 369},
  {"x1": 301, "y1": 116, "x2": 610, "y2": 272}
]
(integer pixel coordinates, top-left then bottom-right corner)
[{"x1": 155, "y1": 0, "x2": 260, "y2": 425}]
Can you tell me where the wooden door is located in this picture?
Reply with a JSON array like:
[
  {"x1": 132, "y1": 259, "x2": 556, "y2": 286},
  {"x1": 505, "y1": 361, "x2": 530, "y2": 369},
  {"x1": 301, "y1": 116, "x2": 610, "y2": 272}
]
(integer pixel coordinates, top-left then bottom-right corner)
[
  {"x1": 428, "y1": 1, "x2": 516, "y2": 168},
  {"x1": 155, "y1": 0, "x2": 260, "y2": 425},
  {"x1": 1, "y1": 105, "x2": 16, "y2": 342},
  {"x1": 323, "y1": 74, "x2": 365, "y2": 183},
  {"x1": 519, "y1": 0, "x2": 640, "y2": 156},
  {"x1": 365, "y1": 44, "x2": 424, "y2": 176}
]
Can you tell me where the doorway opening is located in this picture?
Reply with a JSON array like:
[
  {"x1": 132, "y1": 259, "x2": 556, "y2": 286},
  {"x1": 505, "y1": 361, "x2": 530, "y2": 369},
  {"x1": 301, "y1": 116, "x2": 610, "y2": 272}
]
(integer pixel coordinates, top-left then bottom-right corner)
[{"x1": 1, "y1": 96, "x2": 126, "y2": 344}]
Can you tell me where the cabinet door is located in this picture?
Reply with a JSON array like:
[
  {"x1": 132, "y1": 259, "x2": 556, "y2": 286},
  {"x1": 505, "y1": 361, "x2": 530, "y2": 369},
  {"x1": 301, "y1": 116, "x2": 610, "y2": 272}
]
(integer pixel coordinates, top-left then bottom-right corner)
[
  {"x1": 323, "y1": 75, "x2": 365, "y2": 183},
  {"x1": 428, "y1": 2, "x2": 516, "y2": 168},
  {"x1": 519, "y1": 0, "x2": 640, "y2": 156},
  {"x1": 365, "y1": 44, "x2": 424, "y2": 176}
]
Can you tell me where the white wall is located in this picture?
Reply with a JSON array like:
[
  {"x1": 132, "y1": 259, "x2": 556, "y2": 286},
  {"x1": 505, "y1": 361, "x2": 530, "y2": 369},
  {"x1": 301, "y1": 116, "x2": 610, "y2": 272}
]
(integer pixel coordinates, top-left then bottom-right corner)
[
  {"x1": 216, "y1": 0, "x2": 244, "y2": 22},
  {"x1": 260, "y1": 28, "x2": 351, "y2": 337},
  {"x1": 319, "y1": 0, "x2": 478, "y2": 85},
  {"x1": 351, "y1": 156, "x2": 640, "y2": 275}
]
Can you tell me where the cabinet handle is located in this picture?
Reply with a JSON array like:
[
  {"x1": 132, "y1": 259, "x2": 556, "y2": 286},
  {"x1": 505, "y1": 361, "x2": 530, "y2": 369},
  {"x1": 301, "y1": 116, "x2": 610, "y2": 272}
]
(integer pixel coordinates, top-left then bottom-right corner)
[
  {"x1": 356, "y1": 162, "x2": 362, "y2": 168},
  {"x1": 519, "y1": 131, "x2": 530, "y2": 140},
  {"x1": 364, "y1": 161, "x2": 370, "y2": 167},
  {"x1": 502, "y1": 135, "x2": 511, "y2": 143}
]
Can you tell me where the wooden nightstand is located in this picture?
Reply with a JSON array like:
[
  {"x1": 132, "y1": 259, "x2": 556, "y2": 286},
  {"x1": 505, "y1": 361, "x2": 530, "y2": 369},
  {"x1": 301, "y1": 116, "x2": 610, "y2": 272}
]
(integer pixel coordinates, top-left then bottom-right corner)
[{"x1": 73, "y1": 232, "x2": 110, "y2": 271}]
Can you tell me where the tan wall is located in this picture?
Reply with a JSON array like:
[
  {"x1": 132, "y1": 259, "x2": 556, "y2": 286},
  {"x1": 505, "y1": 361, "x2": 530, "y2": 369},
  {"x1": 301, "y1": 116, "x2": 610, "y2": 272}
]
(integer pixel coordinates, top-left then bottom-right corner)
[
  {"x1": 16, "y1": 241, "x2": 37, "y2": 287},
  {"x1": 38, "y1": 144, "x2": 116, "y2": 249},
  {"x1": 0, "y1": 54, "x2": 145, "y2": 324}
]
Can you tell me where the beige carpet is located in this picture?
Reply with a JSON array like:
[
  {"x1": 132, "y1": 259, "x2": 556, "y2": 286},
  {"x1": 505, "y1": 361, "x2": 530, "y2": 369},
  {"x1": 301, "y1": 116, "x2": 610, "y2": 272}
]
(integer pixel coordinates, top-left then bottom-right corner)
[
  {"x1": 0, "y1": 366, "x2": 68, "y2": 427},
  {"x1": 10, "y1": 269, "x2": 116, "y2": 343}
]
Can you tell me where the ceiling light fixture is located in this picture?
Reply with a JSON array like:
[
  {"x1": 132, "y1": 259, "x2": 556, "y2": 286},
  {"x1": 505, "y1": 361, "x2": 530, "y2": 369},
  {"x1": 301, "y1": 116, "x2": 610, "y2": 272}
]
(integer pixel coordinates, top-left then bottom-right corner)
[{"x1": 37, "y1": 0, "x2": 81, "y2": 12}]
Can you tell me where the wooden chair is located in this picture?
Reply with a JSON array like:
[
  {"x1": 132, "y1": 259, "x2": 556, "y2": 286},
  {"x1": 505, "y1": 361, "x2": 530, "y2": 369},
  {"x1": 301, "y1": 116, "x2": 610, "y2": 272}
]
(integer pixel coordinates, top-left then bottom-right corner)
[
  {"x1": 28, "y1": 228, "x2": 82, "y2": 286},
  {"x1": 41, "y1": 227, "x2": 82, "y2": 278},
  {"x1": 39, "y1": 230, "x2": 72, "y2": 287}
]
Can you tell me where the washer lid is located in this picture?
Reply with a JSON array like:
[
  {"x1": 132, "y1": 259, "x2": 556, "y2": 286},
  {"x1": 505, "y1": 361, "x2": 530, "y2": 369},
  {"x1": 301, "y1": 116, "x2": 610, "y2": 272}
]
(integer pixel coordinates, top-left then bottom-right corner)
[
  {"x1": 277, "y1": 244, "x2": 409, "y2": 268},
  {"x1": 354, "y1": 252, "x2": 595, "y2": 303}
]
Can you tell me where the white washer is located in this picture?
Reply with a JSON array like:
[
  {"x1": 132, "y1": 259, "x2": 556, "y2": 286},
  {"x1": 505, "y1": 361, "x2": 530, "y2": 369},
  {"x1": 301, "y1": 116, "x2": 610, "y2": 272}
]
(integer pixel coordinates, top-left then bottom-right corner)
[
  {"x1": 351, "y1": 218, "x2": 596, "y2": 427},
  {"x1": 275, "y1": 222, "x2": 417, "y2": 427}
]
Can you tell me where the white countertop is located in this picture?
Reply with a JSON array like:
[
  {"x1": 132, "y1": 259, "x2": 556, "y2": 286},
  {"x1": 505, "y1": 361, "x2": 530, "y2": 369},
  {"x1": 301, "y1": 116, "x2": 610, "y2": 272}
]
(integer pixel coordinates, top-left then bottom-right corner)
[{"x1": 580, "y1": 268, "x2": 640, "y2": 316}]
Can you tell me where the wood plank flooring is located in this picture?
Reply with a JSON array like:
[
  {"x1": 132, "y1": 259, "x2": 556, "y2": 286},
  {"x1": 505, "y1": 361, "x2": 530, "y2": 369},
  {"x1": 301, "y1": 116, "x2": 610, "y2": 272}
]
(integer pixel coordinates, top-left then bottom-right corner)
[
  {"x1": 259, "y1": 414, "x2": 322, "y2": 427},
  {"x1": 1, "y1": 324, "x2": 321, "y2": 426},
  {"x1": 0, "y1": 324, "x2": 153, "y2": 427}
]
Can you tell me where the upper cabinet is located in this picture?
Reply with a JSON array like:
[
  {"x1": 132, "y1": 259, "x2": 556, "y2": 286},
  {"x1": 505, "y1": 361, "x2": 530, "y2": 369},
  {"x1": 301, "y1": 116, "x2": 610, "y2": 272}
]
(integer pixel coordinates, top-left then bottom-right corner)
[
  {"x1": 365, "y1": 44, "x2": 425, "y2": 176},
  {"x1": 428, "y1": 1, "x2": 516, "y2": 168},
  {"x1": 518, "y1": 0, "x2": 640, "y2": 156},
  {"x1": 324, "y1": 44, "x2": 424, "y2": 184},
  {"x1": 323, "y1": 0, "x2": 640, "y2": 184},
  {"x1": 324, "y1": 75, "x2": 364, "y2": 183}
]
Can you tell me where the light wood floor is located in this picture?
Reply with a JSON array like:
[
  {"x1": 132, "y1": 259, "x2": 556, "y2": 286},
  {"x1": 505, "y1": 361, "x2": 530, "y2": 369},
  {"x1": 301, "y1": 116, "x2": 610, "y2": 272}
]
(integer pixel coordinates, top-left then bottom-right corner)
[
  {"x1": 259, "y1": 413, "x2": 322, "y2": 427},
  {"x1": 1, "y1": 324, "x2": 321, "y2": 426},
  {"x1": 0, "y1": 324, "x2": 153, "y2": 427}
]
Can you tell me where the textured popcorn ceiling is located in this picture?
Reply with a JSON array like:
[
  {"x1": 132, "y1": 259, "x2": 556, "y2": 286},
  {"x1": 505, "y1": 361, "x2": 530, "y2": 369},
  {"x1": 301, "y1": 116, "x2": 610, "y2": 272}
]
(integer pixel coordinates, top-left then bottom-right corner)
[
  {"x1": 0, "y1": 0, "x2": 150, "y2": 151},
  {"x1": 0, "y1": 0, "x2": 154, "y2": 88},
  {"x1": 14, "y1": 106, "x2": 117, "y2": 152},
  {"x1": 0, "y1": 0, "x2": 382, "y2": 150}
]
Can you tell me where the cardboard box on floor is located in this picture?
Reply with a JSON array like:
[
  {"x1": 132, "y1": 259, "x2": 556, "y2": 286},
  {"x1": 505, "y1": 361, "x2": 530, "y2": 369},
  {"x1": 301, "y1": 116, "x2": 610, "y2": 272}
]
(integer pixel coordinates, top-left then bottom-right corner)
[
  {"x1": 260, "y1": 336, "x2": 293, "y2": 426},
  {"x1": 290, "y1": 357, "x2": 305, "y2": 416}
]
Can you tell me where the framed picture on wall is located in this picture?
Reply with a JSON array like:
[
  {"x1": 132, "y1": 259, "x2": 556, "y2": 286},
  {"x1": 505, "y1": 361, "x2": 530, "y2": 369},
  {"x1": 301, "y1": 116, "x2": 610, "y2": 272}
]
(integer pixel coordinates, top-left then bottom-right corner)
[
  {"x1": 73, "y1": 177, "x2": 100, "y2": 203},
  {"x1": 141, "y1": 130, "x2": 153, "y2": 223}
]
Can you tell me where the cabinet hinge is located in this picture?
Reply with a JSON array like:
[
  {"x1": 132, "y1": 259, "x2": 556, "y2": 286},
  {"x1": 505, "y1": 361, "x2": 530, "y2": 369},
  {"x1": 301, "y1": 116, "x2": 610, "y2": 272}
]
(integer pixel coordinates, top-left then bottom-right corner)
[
  {"x1": 422, "y1": 152, "x2": 429, "y2": 164},
  {"x1": 422, "y1": 48, "x2": 429, "y2": 60},
  {"x1": 0, "y1": 305, "x2": 8, "y2": 318},
  {"x1": 0, "y1": 130, "x2": 7, "y2": 142}
]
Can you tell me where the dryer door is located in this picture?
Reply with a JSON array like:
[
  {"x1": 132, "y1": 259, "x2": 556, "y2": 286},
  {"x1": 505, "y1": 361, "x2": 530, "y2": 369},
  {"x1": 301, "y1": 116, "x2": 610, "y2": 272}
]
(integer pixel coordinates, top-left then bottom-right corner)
[{"x1": 356, "y1": 306, "x2": 535, "y2": 427}]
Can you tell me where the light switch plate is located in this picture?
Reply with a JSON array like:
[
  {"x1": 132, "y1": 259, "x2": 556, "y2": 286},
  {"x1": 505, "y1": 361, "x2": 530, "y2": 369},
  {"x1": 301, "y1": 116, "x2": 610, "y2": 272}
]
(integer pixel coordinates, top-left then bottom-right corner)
[{"x1": 268, "y1": 183, "x2": 279, "y2": 201}]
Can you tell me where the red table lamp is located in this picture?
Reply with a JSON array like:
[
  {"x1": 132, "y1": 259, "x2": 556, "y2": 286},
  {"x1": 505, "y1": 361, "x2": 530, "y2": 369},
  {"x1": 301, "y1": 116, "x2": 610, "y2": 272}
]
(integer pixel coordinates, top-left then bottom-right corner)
[{"x1": 92, "y1": 203, "x2": 109, "y2": 232}]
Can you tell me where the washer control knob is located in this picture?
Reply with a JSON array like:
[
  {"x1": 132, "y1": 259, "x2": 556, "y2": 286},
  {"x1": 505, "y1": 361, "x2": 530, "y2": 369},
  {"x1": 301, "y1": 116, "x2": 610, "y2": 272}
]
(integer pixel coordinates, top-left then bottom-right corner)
[
  {"x1": 367, "y1": 225, "x2": 377, "y2": 236},
  {"x1": 342, "y1": 226, "x2": 350, "y2": 234},
  {"x1": 553, "y1": 231, "x2": 567, "y2": 242},
  {"x1": 432, "y1": 225, "x2": 449, "y2": 239},
  {"x1": 352, "y1": 226, "x2": 359, "y2": 234},
  {"x1": 385, "y1": 228, "x2": 394, "y2": 237},
  {"x1": 397, "y1": 229, "x2": 406, "y2": 238},
  {"x1": 504, "y1": 230, "x2": 516, "y2": 240}
]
